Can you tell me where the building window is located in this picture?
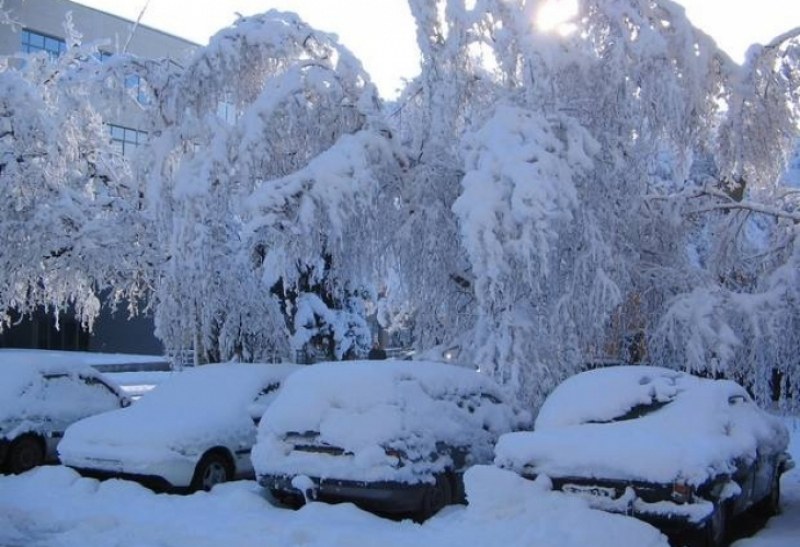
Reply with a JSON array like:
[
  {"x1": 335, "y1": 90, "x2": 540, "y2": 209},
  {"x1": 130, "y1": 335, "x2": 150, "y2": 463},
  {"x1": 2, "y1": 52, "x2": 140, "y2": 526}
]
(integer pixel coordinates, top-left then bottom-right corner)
[
  {"x1": 125, "y1": 73, "x2": 150, "y2": 105},
  {"x1": 21, "y1": 29, "x2": 66, "y2": 58},
  {"x1": 108, "y1": 124, "x2": 148, "y2": 156},
  {"x1": 217, "y1": 100, "x2": 237, "y2": 124},
  {"x1": 97, "y1": 50, "x2": 150, "y2": 105}
]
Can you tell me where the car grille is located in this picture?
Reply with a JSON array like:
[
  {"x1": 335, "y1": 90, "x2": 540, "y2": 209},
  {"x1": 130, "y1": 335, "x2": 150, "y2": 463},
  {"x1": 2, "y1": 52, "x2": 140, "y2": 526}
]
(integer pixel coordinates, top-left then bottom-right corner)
[{"x1": 552, "y1": 477, "x2": 673, "y2": 503}]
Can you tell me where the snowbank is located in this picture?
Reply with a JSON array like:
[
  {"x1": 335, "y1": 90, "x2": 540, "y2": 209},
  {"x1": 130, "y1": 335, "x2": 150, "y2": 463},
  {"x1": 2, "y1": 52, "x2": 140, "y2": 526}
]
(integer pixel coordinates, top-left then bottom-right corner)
[{"x1": 0, "y1": 464, "x2": 667, "y2": 547}]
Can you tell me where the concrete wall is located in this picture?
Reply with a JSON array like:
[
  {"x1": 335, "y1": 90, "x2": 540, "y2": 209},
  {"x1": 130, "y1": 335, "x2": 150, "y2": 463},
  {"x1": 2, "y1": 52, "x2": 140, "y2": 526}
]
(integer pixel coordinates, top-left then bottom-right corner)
[{"x1": 0, "y1": 0, "x2": 197, "y2": 61}]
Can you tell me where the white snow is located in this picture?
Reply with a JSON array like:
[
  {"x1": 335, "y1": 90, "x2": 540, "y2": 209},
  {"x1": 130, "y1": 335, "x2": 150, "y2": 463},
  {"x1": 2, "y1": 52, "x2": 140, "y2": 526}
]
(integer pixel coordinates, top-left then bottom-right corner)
[
  {"x1": 0, "y1": 348, "x2": 170, "y2": 371},
  {"x1": 58, "y1": 363, "x2": 300, "y2": 485},
  {"x1": 252, "y1": 360, "x2": 529, "y2": 483},
  {"x1": 495, "y1": 366, "x2": 790, "y2": 486},
  {"x1": 0, "y1": 357, "x2": 125, "y2": 439},
  {"x1": 0, "y1": 463, "x2": 667, "y2": 547},
  {"x1": 0, "y1": 412, "x2": 797, "y2": 546},
  {"x1": 104, "y1": 371, "x2": 174, "y2": 400}
]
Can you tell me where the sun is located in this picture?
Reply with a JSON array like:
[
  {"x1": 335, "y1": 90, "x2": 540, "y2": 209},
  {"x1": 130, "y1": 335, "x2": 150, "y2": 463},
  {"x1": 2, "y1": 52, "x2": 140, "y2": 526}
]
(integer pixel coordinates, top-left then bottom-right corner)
[{"x1": 536, "y1": 0, "x2": 579, "y2": 35}]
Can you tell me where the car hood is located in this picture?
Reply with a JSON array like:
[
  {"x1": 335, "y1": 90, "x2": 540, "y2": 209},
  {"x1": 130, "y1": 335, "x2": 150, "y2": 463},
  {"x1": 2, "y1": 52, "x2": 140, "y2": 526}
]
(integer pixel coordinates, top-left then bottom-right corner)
[{"x1": 59, "y1": 402, "x2": 255, "y2": 461}]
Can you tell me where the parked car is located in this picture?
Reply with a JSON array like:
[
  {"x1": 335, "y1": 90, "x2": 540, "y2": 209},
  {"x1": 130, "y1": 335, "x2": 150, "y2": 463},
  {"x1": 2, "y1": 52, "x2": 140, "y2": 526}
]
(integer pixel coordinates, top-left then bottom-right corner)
[
  {"x1": 59, "y1": 363, "x2": 300, "y2": 492},
  {"x1": 494, "y1": 365, "x2": 793, "y2": 546},
  {"x1": 1, "y1": 356, "x2": 130, "y2": 475},
  {"x1": 253, "y1": 360, "x2": 530, "y2": 520}
]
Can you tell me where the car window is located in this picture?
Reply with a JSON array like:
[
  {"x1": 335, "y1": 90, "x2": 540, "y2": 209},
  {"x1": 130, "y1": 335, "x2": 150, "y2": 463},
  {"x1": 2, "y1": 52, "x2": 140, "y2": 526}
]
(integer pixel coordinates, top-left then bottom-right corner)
[
  {"x1": 606, "y1": 400, "x2": 670, "y2": 422},
  {"x1": 40, "y1": 373, "x2": 122, "y2": 421},
  {"x1": 249, "y1": 382, "x2": 282, "y2": 423},
  {"x1": 581, "y1": 398, "x2": 672, "y2": 424},
  {"x1": 82, "y1": 375, "x2": 128, "y2": 406}
]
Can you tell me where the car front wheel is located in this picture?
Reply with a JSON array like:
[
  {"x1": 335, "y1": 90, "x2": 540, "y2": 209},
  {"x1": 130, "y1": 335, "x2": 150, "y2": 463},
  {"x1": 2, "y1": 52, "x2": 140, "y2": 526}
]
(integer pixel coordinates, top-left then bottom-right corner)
[
  {"x1": 190, "y1": 451, "x2": 232, "y2": 492},
  {"x1": 6, "y1": 435, "x2": 44, "y2": 475}
]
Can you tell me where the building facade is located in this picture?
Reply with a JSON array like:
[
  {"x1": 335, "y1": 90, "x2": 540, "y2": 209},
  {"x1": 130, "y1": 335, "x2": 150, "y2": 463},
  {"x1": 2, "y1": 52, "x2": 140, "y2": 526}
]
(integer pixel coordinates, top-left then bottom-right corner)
[{"x1": 0, "y1": 0, "x2": 197, "y2": 355}]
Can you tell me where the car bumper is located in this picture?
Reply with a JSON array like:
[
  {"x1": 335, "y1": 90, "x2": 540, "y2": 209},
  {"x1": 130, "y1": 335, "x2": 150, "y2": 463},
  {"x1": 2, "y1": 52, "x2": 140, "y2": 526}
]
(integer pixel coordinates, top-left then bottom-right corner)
[
  {"x1": 73, "y1": 467, "x2": 177, "y2": 491},
  {"x1": 554, "y1": 482, "x2": 715, "y2": 534},
  {"x1": 631, "y1": 499, "x2": 715, "y2": 533},
  {"x1": 61, "y1": 449, "x2": 197, "y2": 490},
  {"x1": 0, "y1": 438, "x2": 8, "y2": 467},
  {"x1": 260, "y1": 473, "x2": 430, "y2": 514}
]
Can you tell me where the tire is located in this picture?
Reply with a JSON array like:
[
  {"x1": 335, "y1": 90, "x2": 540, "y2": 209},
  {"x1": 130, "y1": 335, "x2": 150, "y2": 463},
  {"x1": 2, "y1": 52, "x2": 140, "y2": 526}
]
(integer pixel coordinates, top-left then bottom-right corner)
[
  {"x1": 190, "y1": 451, "x2": 232, "y2": 492},
  {"x1": 704, "y1": 503, "x2": 728, "y2": 547},
  {"x1": 270, "y1": 488, "x2": 304, "y2": 509},
  {"x1": 416, "y1": 473, "x2": 453, "y2": 522},
  {"x1": 6, "y1": 435, "x2": 45, "y2": 475}
]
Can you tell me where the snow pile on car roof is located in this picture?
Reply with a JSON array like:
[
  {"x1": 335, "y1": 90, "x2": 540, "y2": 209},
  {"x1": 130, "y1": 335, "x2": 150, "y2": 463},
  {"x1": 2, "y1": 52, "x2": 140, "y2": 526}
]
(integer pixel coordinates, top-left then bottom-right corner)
[
  {"x1": 0, "y1": 356, "x2": 118, "y2": 432},
  {"x1": 495, "y1": 366, "x2": 789, "y2": 485},
  {"x1": 59, "y1": 363, "x2": 299, "y2": 463},
  {"x1": 253, "y1": 360, "x2": 528, "y2": 483},
  {"x1": 533, "y1": 365, "x2": 688, "y2": 429}
]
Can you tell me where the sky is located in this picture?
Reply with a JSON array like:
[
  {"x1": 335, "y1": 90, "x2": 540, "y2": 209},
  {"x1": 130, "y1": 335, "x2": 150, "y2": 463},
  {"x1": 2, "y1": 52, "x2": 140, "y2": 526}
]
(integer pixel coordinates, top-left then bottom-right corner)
[{"x1": 70, "y1": 0, "x2": 800, "y2": 99}]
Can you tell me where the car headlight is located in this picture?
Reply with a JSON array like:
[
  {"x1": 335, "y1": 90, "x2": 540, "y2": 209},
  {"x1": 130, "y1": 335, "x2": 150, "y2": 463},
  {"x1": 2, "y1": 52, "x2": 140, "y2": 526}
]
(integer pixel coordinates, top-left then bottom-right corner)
[{"x1": 671, "y1": 481, "x2": 694, "y2": 504}]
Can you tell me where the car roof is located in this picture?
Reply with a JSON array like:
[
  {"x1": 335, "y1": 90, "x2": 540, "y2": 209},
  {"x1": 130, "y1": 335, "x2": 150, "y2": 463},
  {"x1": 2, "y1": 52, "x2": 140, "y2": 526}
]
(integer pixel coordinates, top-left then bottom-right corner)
[{"x1": 534, "y1": 365, "x2": 743, "y2": 430}]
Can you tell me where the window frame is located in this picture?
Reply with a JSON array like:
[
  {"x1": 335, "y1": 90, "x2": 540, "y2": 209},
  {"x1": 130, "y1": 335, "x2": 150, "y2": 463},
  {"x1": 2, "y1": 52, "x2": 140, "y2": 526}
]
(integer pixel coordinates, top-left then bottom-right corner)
[{"x1": 21, "y1": 28, "x2": 67, "y2": 58}]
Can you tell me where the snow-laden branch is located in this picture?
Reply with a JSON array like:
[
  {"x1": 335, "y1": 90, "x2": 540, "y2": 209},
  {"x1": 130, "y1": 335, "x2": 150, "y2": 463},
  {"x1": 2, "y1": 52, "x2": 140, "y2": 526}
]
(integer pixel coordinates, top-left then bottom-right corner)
[{"x1": 678, "y1": 186, "x2": 800, "y2": 223}]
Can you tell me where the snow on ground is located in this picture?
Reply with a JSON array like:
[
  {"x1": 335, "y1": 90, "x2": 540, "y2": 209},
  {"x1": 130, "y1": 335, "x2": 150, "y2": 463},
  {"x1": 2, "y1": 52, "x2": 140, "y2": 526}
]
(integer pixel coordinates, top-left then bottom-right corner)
[
  {"x1": 0, "y1": 464, "x2": 665, "y2": 547},
  {"x1": 0, "y1": 419, "x2": 796, "y2": 547}
]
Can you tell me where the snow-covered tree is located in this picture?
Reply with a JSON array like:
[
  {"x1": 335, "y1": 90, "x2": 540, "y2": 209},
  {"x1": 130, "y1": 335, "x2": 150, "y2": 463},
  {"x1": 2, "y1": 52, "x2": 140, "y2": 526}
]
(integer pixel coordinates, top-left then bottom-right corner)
[
  {"x1": 0, "y1": 39, "x2": 151, "y2": 332},
  {"x1": 393, "y1": 0, "x2": 738, "y2": 407},
  {"x1": 149, "y1": 11, "x2": 404, "y2": 362},
  {"x1": 649, "y1": 28, "x2": 800, "y2": 409}
]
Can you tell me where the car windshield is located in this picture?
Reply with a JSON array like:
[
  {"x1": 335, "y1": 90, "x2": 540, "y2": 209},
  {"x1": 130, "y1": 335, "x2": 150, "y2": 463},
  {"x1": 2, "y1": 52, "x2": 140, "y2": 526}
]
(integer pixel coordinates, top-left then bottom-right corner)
[
  {"x1": 535, "y1": 366, "x2": 688, "y2": 430},
  {"x1": 590, "y1": 399, "x2": 671, "y2": 423}
]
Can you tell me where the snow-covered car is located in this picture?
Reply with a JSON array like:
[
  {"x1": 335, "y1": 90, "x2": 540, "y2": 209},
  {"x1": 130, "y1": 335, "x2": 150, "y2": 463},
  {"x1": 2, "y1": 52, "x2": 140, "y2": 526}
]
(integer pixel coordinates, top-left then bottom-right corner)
[
  {"x1": 59, "y1": 363, "x2": 300, "y2": 492},
  {"x1": 1, "y1": 358, "x2": 130, "y2": 475},
  {"x1": 253, "y1": 360, "x2": 530, "y2": 520},
  {"x1": 494, "y1": 366, "x2": 794, "y2": 546}
]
